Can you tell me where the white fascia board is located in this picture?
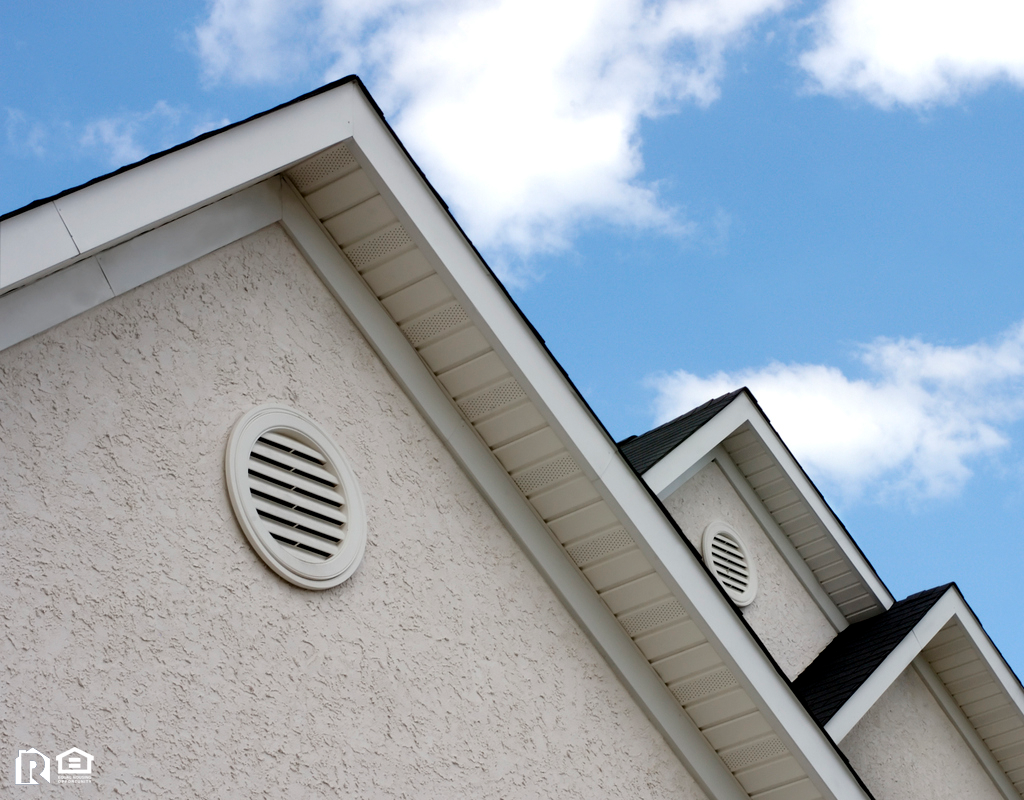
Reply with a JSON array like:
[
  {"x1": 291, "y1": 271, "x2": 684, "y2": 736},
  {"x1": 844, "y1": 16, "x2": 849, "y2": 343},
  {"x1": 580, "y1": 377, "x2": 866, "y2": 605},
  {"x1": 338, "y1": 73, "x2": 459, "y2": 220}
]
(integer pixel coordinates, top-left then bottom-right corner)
[
  {"x1": 1, "y1": 83, "x2": 358, "y2": 294},
  {"x1": 643, "y1": 400, "x2": 753, "y2": 499},
  {"x1": 949, "y1": 594, "x2": 1024, "y2": 726},
  {"x1": 713, "y1": 448, "x2": 848, "y2": 632},
  {"x1": 644, "y1": 391, "x2": 892, "y2": 613},
  {"x1": 338, "y1": 91, "x2": 873, "y2": 800},
  {"x1": 0, "y1": 201, "x2": 81, "y2": 290},
  {"x1": 737, "y1": 395, "x2": 894, "y2": 610},
  {"x1": 827, "y1": 588, "x2": 960, "y2": 742},
  {"x1": 278, "y1": 186, "x2": 749, "y2": 800},
  {"x1": 0, "y1": 180, "x2": 283, "y2": 353},
  {"x1": 914, "y1": 657, "x2": 1022, "y2": 800},
  {"x1": 825, "y1": 588, "x2": 1024, "y2": 798}
]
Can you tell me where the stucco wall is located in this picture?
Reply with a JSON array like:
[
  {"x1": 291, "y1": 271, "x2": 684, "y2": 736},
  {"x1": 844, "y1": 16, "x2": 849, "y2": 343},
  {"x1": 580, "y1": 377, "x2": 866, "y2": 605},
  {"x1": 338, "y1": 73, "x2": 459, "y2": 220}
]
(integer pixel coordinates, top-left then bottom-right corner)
[
  {"x1": 0, "y1": 225, "x2": 708, "y2": 799},
  {"x1": 663, "y1": 462, "x2": 836, "y2": 680},
  {"x1": 841, "y1": 667, "x2": 1003, "y2": 800}
]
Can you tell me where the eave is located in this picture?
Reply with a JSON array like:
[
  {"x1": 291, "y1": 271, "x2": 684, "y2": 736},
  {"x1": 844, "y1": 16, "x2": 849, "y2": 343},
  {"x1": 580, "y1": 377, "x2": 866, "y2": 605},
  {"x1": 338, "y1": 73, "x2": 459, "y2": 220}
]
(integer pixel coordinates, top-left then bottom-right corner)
[
  {"x1": 622, "y1": 389, "x2": 894, "y2": 628},
  {"x1": 0, "y1": 79, "x2": 877, "y2": 800},
  {"x1": 796, "y1": 585, "x2": 1024, "y2": 799}
]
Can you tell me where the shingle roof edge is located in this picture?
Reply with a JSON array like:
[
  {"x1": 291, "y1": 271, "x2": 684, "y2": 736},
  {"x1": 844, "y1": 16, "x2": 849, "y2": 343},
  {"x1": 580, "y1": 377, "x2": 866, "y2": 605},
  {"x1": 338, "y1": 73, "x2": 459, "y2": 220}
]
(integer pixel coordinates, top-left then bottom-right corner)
[{"x1": 793, "y1": 583, "x2": 954, "y2": 727}]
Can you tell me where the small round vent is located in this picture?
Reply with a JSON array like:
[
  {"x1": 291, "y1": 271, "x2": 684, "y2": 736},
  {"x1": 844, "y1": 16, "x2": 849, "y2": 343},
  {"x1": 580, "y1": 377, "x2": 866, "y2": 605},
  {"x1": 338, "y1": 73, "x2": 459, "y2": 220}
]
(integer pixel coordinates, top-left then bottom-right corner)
[
  {"x1": 225, "y1": 406, "x2": 366, "y2": 589},
  {"x1": 702, "y1": 523, "x2": 757, "y2": 607}
]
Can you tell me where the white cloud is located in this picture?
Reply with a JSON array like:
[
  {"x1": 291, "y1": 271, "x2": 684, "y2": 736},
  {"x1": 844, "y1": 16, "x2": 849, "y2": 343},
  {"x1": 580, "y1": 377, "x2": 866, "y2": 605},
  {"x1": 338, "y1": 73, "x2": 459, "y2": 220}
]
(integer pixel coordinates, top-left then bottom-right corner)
[
  {"x1": 800, "y1": 0, "x2": 1024, "y2": 106},
  {"x1": 5, "y1": 108, "x2": 47, "y2": 157},
  {"x1": 649, "y1": 321, "x2": 1024, "y2": 499},
  {"x1": 195, "y1": 0, "x2": 788, "y2": 268},
  {"x1": 80, "y1": 101, "x2": 184, "y2": 166}
]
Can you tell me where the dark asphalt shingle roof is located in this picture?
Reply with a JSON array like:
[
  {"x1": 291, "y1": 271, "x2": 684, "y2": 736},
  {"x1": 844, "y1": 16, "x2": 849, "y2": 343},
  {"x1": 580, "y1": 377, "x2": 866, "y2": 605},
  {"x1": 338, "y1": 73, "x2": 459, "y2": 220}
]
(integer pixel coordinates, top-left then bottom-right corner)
[
  {"x1": 793, "y1": 583, "x2": 954, "y2": 727},
  {"x1": 618, "y1": 389, "x2": 744, "y2": 474}
]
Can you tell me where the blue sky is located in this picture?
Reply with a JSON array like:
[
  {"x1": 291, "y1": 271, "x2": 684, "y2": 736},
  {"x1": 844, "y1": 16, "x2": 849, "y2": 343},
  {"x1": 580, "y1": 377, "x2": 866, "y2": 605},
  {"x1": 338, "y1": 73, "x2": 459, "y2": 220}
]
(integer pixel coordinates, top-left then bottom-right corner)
[{"x1": 3, "y1": 1, "x2": 1024, "y2": 676}]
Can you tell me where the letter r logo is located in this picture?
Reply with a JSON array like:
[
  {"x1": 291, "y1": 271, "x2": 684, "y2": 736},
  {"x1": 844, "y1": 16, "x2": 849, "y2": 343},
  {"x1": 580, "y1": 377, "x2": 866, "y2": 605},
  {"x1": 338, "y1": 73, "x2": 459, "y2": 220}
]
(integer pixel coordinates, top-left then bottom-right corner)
[{"x1": 15, "y1": 749, "x2": 51, "y2": 784}]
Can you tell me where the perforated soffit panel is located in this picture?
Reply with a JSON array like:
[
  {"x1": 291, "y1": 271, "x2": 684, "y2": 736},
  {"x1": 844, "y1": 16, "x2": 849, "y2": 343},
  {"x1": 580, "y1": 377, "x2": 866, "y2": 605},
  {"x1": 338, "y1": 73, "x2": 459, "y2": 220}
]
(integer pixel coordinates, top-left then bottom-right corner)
[{"x1": 283, "y1": 144, "x2": 827, "y2": 800}]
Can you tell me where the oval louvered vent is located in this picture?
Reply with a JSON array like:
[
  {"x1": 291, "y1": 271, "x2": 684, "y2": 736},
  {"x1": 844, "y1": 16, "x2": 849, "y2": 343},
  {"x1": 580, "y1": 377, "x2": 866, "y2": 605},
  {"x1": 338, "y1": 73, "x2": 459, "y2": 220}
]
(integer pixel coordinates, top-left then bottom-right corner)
[
  {"x1": 226, "y1": 406, "x2": 366, "y2": 589},
  {"x1": 701, "y1": 523, "x2": 757, "y2": 607}
]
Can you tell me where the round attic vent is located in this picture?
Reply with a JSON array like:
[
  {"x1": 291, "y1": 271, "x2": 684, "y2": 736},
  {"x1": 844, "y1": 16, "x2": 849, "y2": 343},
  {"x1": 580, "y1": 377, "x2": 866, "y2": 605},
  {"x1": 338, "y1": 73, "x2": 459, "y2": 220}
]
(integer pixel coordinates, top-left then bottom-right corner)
[
  {"x1": 702, "y1": 523, "x2": 757, "y2": 607},
  {"x1": 225, "y1": 405, "x2": 366, "y2": 589}
]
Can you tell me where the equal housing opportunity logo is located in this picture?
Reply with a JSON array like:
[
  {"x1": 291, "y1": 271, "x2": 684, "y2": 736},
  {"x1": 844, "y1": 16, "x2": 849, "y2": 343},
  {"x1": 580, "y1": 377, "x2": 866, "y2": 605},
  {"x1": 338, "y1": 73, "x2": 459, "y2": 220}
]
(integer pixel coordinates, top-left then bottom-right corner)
[{"x1": 14, "y1": 747, "x2": 94, "y2": 785}]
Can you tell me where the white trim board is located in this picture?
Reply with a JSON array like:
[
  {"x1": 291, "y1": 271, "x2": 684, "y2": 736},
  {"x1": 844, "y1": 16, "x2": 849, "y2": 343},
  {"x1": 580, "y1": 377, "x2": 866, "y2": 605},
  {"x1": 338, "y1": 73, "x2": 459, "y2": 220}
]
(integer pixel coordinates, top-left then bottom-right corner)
[
  {"x1": 333, "y1": 101, "x2": 876, "y2": 800},
  {"x1": 276, "y1": 185, "x2": 751, "y2": 800},
  {"x1": 1, "y1": 82, "x2": 877, "y2": 799},
  {"x1": 0, "y1": 82, "x2": 361, "y2": 294},
  {"x1": 0, "y1": 180, "x2": 283, "y2": 352},
  {"x1": 824, "y1": 587, "x2": 1024, "y2": 800},
  {"x1": 642, "y1": 391, "x2": 893, "y2": 619}
]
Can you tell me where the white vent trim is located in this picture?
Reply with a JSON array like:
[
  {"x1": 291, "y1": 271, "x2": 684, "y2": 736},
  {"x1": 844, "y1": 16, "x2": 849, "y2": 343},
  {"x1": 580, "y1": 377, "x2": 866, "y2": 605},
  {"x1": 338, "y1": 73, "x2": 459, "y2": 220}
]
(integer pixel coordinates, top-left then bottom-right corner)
[
  {"x1": 702, "y1": 522, "x2": 757, "y2": 607},
  {"x1": 226, "y1": 405, "x2": 367, "y2": 589}
]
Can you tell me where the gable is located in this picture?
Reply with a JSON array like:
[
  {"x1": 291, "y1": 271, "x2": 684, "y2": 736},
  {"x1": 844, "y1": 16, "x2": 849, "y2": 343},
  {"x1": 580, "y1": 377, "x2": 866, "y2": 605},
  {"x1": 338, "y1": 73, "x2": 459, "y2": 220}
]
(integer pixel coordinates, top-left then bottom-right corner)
[
  {"x1": 663, "y1": 461, "x2": 838, "y2": 680},
  {"x1": 621, "y1": 390, "x2": 892, "y2": 627},
  {"x1": 11, "y1": 76, "x2": 1017, "y2": 800},
  {"x1": 0, "y1": 223, "x2": 712, "y2": 798}
]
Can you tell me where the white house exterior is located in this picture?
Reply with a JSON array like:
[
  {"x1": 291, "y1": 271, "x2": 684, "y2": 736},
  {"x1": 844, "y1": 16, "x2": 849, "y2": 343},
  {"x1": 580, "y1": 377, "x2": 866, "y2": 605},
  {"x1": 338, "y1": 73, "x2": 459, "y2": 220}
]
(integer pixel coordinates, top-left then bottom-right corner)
[{"x1": 2, "y1": 78, "x2": 1022, "y2": 798}]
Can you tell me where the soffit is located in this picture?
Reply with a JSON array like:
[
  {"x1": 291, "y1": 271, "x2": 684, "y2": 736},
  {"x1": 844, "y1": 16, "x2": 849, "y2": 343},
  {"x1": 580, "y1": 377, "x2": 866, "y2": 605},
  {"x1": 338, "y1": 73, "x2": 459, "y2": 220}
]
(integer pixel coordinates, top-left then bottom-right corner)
[
  {"x1": 0, "y1": 80, "x2": 873, "y2": 799},
  {"x1": 280, "y1": 142, "x2": 855, "y2": 800},
  {"x1": 797, "y1": 584, "x2": 1024, "y2": 799},
  {"x1": 623, "y1": 394, "x2": 890, "y2": 624}
]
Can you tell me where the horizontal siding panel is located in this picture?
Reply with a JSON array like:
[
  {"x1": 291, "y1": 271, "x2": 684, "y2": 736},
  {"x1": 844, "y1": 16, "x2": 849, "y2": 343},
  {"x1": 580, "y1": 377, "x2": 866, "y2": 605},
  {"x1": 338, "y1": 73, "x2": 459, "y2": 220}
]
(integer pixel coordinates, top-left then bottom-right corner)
[
  {"x1": 654, "y1": 643, "x2": 724, "y2": 684},
  {"x1": 751, "y1": 777, "x2": 821, "y2": 800},
  {"x1": 583, "y1": 549, "x2": 653, "y2": 592},
  {"x1": 547, "y1": 502, "x2": 617, "y2": 543},
  {"x1": 633, "y1": 619, "x2": 704, "y2": 662},
  {"x1": 992, "y1": 739, "x2": 1024, "y2": 762},
  {"x1": 529, "y1": 475, "x2": 601, "y2": 521},
  {"x1": 381, "y1": 274, "x2": 452, "y2": 323},
  {"x1": 492, "y1": 428, "x2": 565, "y2": 472},
  {"x1": 735, "y1": 452, "x2": 774, "y2": 475},
  {"x1": 703, "y1": 712, "x2": 773, "y2": 751},
  {"x1": 952, "y1": 681, "x2": 1002, "y2": 707},
  {"x1": 963, "y1": 692, "x2": 1012, "y2": 719},
  {"x1": 361, "y1": 249, "x2": 434, "y2": 296},
  {"x1": 945, "y1": 669, "x2": 994, "y2": 697},
  {"x1": 976, "y1": 714, "x2": 1024, "y2": 741},
  {"x1": 735, "y1": 756, "x2": 806, "y2": 796},
  {"x1": 323, "y1": 195, "x2": 396, "y2": 245},
  {"x1": 418, "y1": 327, "x2": 491, "y2": 373},
  {"x1": 728, "y1": 440, "x2": 766, "y2": 465},
  {"x1": 724, "y1": 427, "x2": 758, "y2": 450},
  {"x1": 762, "y1": 491, "x2": 801, "y2": 514},
  {"x1": 930, "y1": 647, "x2": 980, "y2": 674},
  {"x1": 686, "y1": 687, "x2": 758, "y2": 728},
  {"x1": 600, "y1": 573, "x2": 671, "y2": 615},
  {"x1": 473, "y1": 401, "x2": 546, "y2": 449},
  {"x1": 306, "y1": 169, "x2": 377, "y2": 218},
  {"x1": 745, "y1": 464, "x2": 785, "y2": 490},
  {"x1": 437, "y1": 351, "x2": 509, "y2": 399}
]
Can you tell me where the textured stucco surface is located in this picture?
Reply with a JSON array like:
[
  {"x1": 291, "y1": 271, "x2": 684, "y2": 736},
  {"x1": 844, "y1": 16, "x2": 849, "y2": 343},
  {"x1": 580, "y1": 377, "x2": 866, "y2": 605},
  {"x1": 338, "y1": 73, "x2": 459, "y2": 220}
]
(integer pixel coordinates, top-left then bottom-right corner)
[
  {"x1": 664, "y1": 462, "x2": 836, "y2": 680},
  {"x1": 0, "y1": 225, "x2": 709, "y2": 799},
  {"x1": 841, "y1": 667, "x2": 1004, "y2": 800}
]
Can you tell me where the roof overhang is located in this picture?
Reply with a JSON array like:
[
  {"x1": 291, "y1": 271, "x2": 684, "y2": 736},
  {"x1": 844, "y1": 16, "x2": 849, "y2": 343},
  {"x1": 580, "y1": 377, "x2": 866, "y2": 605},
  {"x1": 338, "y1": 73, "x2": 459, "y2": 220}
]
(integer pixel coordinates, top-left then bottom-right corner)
[
  {"x1": 1, "y1": 78, "x2": 884, "y2": 800},
  {"x1": 632, "y1": 389, "x2": 893, "y2": 626},
  {"x1": 819, "y1": 586, "x2": 1024, "y2": 799}
]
